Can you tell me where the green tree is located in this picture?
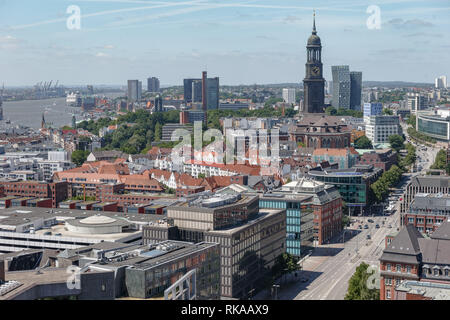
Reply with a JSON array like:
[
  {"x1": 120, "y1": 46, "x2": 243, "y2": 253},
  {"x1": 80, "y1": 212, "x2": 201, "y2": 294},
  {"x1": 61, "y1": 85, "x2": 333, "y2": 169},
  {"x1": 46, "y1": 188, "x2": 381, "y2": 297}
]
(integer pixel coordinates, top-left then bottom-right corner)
[
  {"x1": 154, "y1": 122, "x2": 162, "y2": 142},
  {"x1": 388, "y1": 134, "x2": 405, "y2": 152},
  {"x1": 325, "y1": 106, "x2": 337, "y2": 116},
  {"x1": 271, "y1": 253, "x2": 299, "y2": 279},
  {"x1": 354, "y1": 135, "x2": 373, "y2": 149},
  {"x1": 382, "y1": 108, "x2": 393, "y2": 115},
  {"x1": 71, "y1": 150, "x2": 89, "y2": 166},
  {"x1": 345, "y1": 262, "x2": 380, "y2": 300},
  {"x1": 430, "y1": 149, "x2": 447, "y2": 170}
]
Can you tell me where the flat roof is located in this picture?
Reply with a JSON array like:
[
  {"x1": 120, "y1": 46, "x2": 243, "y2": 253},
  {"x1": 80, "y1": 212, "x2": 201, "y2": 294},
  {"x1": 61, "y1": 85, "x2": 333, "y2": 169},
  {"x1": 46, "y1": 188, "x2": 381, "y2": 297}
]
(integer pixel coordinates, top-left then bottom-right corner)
[
  {"x1": 0, "y1": 206, "x2": 168, "y2": 228},
  {"x1": 206, "y1": 208, "x2": 284, "y2": 235}
]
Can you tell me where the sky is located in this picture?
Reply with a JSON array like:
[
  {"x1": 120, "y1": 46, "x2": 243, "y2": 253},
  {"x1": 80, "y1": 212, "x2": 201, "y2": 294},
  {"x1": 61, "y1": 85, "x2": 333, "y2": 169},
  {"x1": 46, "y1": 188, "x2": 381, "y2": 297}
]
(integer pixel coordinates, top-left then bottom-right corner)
[{"x1": 0, "y1": 0, "x2": 449, "y2": 86}]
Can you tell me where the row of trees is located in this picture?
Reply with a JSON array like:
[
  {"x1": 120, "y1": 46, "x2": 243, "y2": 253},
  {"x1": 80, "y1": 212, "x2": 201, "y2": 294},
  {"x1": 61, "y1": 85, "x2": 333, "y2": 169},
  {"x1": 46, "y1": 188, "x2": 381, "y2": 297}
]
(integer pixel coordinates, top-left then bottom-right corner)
[
  {"x1": 370, "y1": 165, "x2": 404, "y2": 203},
  {"x1": 345, "y1": 262, "x2": 380, "y2": 300},
  {"x1": 430, "y1": 149, "x2": 450, "y2": 174},
  {"x1": 325, "y1": 106, "x2": 363, "y2": 118},
  {"x1": 407, "y1": 126, "x2": 437, "y2": 144},
  {"x1": 399, "y1": 143, "x2": 417, "y2": 168}
]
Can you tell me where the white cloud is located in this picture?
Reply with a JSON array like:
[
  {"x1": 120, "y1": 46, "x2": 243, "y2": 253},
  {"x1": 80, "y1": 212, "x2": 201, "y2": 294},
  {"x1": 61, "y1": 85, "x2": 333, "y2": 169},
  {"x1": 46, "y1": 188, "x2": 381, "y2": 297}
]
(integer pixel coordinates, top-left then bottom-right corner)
[{"x1": 95, "y1": 52, "x2": 108, "y2": 57}]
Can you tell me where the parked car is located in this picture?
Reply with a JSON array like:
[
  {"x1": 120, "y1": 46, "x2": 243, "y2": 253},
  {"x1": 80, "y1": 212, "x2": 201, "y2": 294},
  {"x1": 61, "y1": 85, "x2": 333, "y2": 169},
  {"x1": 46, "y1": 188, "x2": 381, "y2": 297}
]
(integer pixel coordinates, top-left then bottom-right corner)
[
  {"x1": 375, "y1": 224, "x2": 380, "y2": 228},
  {"x1": 364, "y1": 225, "x2": 369, "y2": 229},
  {"x1": 366, "y1": 234, "x2": 371, "y2": 240},
  {"x1": 43, "y1": 231, "x2": 52, "y2": 236},
  {"x1": 358, "y1": 225, "x2": 362, "y2": 230},
  {"x1": 388, "y1": 224, "x2": 392, "y2": 228},
  {"x1": 368, "y1": 219, "x2": 374, "y2": 223}
]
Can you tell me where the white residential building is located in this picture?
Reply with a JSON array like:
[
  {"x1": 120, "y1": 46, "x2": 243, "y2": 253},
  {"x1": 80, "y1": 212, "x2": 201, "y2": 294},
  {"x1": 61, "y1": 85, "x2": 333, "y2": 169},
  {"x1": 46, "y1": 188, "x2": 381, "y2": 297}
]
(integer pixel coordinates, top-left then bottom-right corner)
[
  {"x1": 365, "y1": 115, "x2": 401, "y2": 144},
  {"x1": 282, "y1": 88, "x2": 296, "y2": 105}
]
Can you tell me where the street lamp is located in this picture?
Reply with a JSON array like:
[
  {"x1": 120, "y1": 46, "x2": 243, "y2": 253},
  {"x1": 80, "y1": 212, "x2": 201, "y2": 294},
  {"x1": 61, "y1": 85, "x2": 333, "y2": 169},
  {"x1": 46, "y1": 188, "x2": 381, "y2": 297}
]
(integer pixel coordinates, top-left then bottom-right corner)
[
  {"x1": 272, "y1": 284, "x2": 280, "y2": 300},
  {"x1": 248, "y1": 288, "x2": 255, "y2": 300}
]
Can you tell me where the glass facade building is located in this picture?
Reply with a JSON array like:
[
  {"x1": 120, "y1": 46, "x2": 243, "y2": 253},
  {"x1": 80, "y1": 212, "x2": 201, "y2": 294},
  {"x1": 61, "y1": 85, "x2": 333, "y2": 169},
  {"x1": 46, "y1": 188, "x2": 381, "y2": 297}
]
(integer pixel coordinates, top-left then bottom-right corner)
[
  {"x1": 417, "y1": 114, "x2": 450, "y2": 141},
  {"x1": 259, "y1": 197, "x2": 314, "y2": 257}
]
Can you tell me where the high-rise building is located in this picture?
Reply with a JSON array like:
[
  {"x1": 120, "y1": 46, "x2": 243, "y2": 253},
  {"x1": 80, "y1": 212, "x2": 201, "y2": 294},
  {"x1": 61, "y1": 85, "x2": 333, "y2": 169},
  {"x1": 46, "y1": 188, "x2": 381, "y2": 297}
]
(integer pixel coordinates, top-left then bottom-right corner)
[
  {"x1": 435, "y1": 75, "x2": 447, "y2": 89},
  {"x1": 332, "y1": 67, "x2": 362, "y2": 110},
  {"x1": 183, "y1": 73, "x2": 219, "y2": 110},
  {"x1": 183, "y1": 79, "x2": 196, "y2": 103},
  {"x1": 127, "y1": 80, "x2": 142, "y2": 102},
  {"x1": 350, "y1": 71, "x2": 362, "y2": 110},
  {"x1": 331, "y1": 65, "x2": 351, "y2": 109},
  {"x1": 407, "y1": 93, "x2": 427, "y2": 114},
  {"x1": 206, "y1": 77, "x2": 219, "y2": 110},
  {"x1": 326, "y1": 81, "x2": 333, "y2": 95},
  {"x1": 363, "y1": 102, "x2": 382, "y2": 123},
  {"x1": 303, "y1": 11, "x2": 325, "y2": 113},
  {"x1": 87, "y1": 85, "x2": 94, "y2": 95},
  {"x1": 192, "y1": 80, "x2": 203, "y2": 103},
  {"x1": 202, "y1": 71, "x2": 207, "y2": 111},
  {"x1": 154, "y1": 95, "x2": 163, "y2": 112},
  {"x1": 282, "y1": 88, "x2": 296, "y2": 105},
  {"x1": 147, "y1": 77, "x2": 160, "y2": 92}
]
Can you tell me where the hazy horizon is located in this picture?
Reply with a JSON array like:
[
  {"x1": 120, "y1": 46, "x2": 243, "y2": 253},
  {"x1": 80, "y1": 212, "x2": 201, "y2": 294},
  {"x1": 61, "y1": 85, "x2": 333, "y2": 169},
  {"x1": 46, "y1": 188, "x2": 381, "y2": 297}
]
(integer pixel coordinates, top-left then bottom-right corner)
[{"x1": 1, "y1": 0, "x2": 449, "y2": 86}]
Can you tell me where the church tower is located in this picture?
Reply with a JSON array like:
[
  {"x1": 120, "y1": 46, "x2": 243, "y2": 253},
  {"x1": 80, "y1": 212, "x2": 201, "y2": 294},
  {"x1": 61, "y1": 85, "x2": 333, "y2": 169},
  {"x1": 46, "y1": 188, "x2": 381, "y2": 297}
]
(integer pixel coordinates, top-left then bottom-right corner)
[{"x1": 303, "y1": 11, "x2": 325, "y2": 113}]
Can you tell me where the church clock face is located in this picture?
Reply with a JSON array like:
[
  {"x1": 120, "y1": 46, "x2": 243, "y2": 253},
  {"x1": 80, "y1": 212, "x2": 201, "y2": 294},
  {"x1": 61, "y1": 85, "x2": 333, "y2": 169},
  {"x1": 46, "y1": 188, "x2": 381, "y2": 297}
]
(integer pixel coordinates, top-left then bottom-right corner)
[{"x1": 312, "y1": 66, "x2": 320, "y2": 75}]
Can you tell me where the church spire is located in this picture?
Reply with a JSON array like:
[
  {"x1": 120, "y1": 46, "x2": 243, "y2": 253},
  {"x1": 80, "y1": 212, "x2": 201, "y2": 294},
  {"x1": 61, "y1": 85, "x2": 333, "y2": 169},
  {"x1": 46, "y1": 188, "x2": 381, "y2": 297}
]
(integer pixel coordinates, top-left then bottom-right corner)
[{"x1": 312, "y1": 10, "x2": 317, "y2": 34}]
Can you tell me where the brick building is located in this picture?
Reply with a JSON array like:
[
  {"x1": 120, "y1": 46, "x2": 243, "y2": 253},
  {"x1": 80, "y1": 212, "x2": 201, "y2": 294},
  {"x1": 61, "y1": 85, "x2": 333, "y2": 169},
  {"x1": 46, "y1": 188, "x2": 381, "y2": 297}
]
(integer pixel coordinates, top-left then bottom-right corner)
[
  {"x1": 357, "y1": 148, "x2": 398, "y2": 172},
  {"x1": 0, "y1": 180, "x2": 68, "y2": 208},
  {"x1": 400, "y1": 175, "x2": 450, "y2": 215},
  {"x1": 380, "y1": 222, "x2": 450, "y2": 300},
  {"x1": 289, "y1": 115, "x2": 352, "y2": 149},
  {"x1": 95, "y1": 183, "x2": 175, "y2": 212},
  {"x1": 402, "y1": 193, "x2": 450, "y2": 234}
]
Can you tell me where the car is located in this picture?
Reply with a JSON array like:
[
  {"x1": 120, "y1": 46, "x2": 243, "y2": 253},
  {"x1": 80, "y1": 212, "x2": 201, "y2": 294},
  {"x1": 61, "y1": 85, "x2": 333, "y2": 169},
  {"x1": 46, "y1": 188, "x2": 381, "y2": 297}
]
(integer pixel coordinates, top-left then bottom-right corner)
[
  {"x1": 358, "y1": 225, "x2": 362, "y2": 229},
  {"x1": 55, "y1": 233, "x2": 62, "y2": 236},
  {"x1": 366, "y1": 234, "x2": 371, "y2": 240},
  {"x1": 364, "y1": 225, "x2": 369, "y2": 229},
  {"x1": 388, "y1": 224, "x2": 392, "y2": 228},
  {"x1": 43, "y1": 231, "x2": 52, "y2": 236},
  {"x1": 375, "y1": 224, "x2": 380, "y2": 228},
  {"x1": 368, "y1": 219, "x2": 374, "y2": 223}
]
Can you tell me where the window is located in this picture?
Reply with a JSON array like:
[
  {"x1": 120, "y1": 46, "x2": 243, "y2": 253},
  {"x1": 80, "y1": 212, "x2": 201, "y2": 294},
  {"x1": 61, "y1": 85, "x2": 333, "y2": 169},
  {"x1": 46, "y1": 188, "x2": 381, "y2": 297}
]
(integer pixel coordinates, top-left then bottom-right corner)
[
  {"x1": 407, "y1": 265, "x2": 411, "y2": 274},
  {"x1": 386, "y1": 263, "x2": 391, "y2": 271},
  {"x1": 396, "y1": 264, "x2": 401, "y2": 272},
  {"x1": 386, "y1": 290, "x2": 391, "y2": 300},
  {"x1": 385, "y1": 278, "x2": 392, "y2": 286}
]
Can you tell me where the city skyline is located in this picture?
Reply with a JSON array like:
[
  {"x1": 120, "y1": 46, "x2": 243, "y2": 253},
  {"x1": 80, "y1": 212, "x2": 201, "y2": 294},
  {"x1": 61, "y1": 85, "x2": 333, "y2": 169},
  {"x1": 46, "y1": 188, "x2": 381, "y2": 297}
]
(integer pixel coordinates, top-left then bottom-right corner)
[{"x1": 0, "y1": 0, "x2": 449, "y2": 86}]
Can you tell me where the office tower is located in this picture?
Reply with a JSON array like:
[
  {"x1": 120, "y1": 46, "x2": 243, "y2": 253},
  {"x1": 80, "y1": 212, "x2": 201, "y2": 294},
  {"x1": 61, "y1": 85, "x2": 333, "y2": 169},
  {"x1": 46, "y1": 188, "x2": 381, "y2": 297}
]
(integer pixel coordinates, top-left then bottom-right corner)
[
  {"x1": 303, "y1": 12, "x2": 325, "y2": 113},
  {"x1": 192, "y1": 80, "x2": 203, "y2": 103},
  {"x1": 326, "y1": 81, "x2": 333, "y2": 95},
  {"x1": 407, "y1": 93, "x2": 427, "y2": 114},
  {"x1": 363, "y1": 102, "x2": 382, "y2": 124},
  {"x1": 206, "y1": 77, "x2": 219, "y2": 110},
  {"x1": 202, "y1": 71, "x2": 207, "y2": 111},
  {"x1": 147, "y1": 77, "x2": 160, "y2": 92},
  {"x1": 435, "y1": 75, "x2": 447, "y2": 89},
  {"x1": 365, "y1": 115, "x2": 401, "y2": 144},
  {"x1": 154, "y1": 95, "x2": 163, "y2": 112},
  {"x1": 350, "y1": 71, "x2": 362, "y2": 111},
  {"x1": 127, "y1": 80, "x2": 141, "y2": 102},
  {"x1": 331, "y1": 65, "x2": 351, "y2": 109},
  {"x1": 282, "y1": 88, "x2": 296, "y2": 104},
  {"x1": 87, "y1": 85, "x2": 94, "y2": 95}
]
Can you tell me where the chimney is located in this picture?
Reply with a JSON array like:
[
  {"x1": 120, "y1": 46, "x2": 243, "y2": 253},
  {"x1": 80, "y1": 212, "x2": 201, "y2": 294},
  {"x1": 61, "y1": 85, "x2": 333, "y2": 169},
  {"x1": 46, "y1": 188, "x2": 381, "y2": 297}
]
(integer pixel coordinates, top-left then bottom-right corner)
[{"x1": 202, "y1": 71, "x2": 207, "y2": 111}]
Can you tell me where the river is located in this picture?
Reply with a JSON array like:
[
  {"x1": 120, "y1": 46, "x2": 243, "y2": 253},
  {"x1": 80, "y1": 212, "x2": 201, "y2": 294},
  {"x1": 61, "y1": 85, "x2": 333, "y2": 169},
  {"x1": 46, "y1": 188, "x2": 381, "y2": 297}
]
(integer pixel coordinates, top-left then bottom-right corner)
[{"x1": 2, "y1": 92, "x2": 123, "y2": 129}]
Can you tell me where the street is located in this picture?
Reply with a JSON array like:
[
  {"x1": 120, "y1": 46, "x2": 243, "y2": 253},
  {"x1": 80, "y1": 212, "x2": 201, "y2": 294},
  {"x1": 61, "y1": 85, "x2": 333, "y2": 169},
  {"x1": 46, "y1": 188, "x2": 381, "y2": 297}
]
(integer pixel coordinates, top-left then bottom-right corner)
[{"x1": 269, "y1": 124, "x2": 441, "y2": 300}]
